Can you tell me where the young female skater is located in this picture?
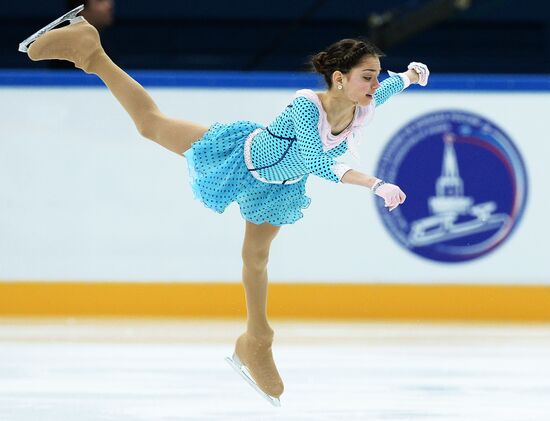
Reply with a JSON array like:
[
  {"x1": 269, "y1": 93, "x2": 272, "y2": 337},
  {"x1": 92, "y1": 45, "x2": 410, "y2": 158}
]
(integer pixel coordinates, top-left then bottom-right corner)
[{"x1": 20, "y1": 6, "x2": 429, "y2": 406}]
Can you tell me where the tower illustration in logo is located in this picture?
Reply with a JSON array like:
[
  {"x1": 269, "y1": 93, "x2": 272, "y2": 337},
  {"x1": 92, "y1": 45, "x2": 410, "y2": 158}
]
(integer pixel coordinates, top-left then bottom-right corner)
[
  {"x1": 375, "y1": 110, "x2": 528, "y2": 263},
  {"x1": 408, "y1": 132, "x2": 510, "y2": 247}
]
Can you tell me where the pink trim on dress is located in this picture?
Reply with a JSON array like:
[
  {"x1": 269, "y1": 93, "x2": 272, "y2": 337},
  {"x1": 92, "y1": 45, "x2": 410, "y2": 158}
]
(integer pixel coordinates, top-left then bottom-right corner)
[{"x1": 294, "y1": 89, "x2": 375, "y2": 157}]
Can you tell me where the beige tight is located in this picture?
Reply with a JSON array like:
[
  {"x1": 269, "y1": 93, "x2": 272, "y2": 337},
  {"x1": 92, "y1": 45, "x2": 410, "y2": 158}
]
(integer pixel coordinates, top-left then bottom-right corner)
[
  {"x1": 87, "y1": 52, "x2": 209, "y2": 155},
  {"x1": 238, "y1": 221, "x2": 283, "y2": 397},
  {"x1": 27, "y1": 20, "x2": 284, "y2": 396},
  {"x1": 90, "y1": 39, "x2": 285, "y2": 397},
  {"x1": 27, "y1": 20, "x2": 208, "y2": 156},
  {"x1": 91, "y1": 55, "x2": 285, "y2": 395},
  {"x1": 87, "y1": 44, "x2": 283, "y2": 340},
  {"x1": 242, "y1": 221, "x2": 281, "y2": 337}
]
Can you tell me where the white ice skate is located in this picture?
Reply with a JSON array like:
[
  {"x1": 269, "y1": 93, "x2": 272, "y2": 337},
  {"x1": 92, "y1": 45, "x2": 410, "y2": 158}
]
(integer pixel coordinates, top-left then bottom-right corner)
[
  {"x1": 18, "y1": 5, "x2": 85, "y2": 53},
  {"x1": 225, "y1": 353, "x2": 281, "y2": 407}
]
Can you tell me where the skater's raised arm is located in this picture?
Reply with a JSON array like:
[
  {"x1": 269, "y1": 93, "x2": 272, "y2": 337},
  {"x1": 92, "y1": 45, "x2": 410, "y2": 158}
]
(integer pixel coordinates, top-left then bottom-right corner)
[{"x1": 374, "y1": 62, "x2": 430, "y2": 107}]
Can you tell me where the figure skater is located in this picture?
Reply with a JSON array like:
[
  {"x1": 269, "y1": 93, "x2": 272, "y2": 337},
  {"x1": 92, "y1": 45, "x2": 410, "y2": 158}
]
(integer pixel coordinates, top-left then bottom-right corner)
[{"x1": 19, "y1": 6, "x2": 429, "y2": 407}]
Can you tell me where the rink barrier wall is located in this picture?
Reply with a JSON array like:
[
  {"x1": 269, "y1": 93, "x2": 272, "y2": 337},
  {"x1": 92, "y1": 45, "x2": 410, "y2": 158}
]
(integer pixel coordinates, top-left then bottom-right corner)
[
  {"x1": 1, "y1": 282, "x2": 550, "y2": 321},
  {"x1": 1, "y1": 71, "x2": 549, "y2": 320}
]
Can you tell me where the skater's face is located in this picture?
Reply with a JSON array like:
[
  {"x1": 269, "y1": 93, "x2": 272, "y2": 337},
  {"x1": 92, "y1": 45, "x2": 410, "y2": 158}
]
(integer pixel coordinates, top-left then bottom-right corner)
[{"x1": 335, "y1": 55, "x2": 381, "y2": 106}]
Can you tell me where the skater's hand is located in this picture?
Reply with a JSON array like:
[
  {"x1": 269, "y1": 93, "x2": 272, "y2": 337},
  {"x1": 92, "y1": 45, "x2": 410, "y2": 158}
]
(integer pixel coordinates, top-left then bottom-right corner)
[
  {"x1": 387, "y1": 62, "x2": 429, "y2": 88},
  {"x1": 372, "y1": 180, "x2": 406, "y2": 211},
  {"x1": 406, "y1": 62, "x2": 430, "y2": 86}
]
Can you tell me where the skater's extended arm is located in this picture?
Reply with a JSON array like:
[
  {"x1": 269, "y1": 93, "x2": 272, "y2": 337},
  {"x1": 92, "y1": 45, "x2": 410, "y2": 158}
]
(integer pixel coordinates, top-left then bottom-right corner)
[
  {"x1": 373, "y1": 63, "x2": 428, "y2": 107},
  {"x1": 340, "y1": 169, "x2": 377, "y2": 189}
]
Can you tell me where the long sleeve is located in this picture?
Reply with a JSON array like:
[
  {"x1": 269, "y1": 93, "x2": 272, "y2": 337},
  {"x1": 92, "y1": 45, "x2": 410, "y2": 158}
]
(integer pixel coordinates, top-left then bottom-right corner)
[
  {"x1": 374, "y1": 74, "x2": 406, "y2": 107},
  {"x1": 290, "y1": 96, "x2": 351, "y2": 183}
]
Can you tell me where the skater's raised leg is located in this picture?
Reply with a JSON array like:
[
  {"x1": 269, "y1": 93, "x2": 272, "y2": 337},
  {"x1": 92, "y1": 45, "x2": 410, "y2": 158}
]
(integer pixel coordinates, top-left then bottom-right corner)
[{"x1": 25, "y1": 15, "x2": 207, "y2": 155}]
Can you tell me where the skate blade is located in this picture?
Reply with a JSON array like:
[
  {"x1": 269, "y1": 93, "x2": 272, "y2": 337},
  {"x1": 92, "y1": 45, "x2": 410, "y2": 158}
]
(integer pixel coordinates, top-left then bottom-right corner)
[
  {"x1": 225, "y1": 354, "x2": 281, "y2": 407},
  {"x1": 18, "y1": 5, "x2": 85, "y2": 53}
]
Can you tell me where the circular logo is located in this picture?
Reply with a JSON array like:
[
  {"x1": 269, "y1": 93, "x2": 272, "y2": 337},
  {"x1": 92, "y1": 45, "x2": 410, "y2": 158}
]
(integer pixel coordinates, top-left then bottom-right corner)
[{"x1": 375, "y1": 110, "x2": 528, "y2": 263}]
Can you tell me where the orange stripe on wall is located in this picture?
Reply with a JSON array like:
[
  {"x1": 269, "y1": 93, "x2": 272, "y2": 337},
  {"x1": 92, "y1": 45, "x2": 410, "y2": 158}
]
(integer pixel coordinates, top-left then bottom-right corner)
[{"x1": 1, "y1": 282, "x2": 550, "y2": 321}]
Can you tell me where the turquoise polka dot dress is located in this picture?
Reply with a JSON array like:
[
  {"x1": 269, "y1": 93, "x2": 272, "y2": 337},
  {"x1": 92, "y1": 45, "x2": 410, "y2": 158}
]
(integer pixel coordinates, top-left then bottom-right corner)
[{"x1": 184, "y1": 75, "x2": 405, "y2": 226}]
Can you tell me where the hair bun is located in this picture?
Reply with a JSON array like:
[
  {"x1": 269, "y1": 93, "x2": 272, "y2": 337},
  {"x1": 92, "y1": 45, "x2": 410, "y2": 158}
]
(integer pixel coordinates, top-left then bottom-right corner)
[
  {"x1": 310, "y1": 38, "x2": 383, "y2": 88},
  {"x1": 312, "y1": 51, "x2": 328, "y2": 73}
]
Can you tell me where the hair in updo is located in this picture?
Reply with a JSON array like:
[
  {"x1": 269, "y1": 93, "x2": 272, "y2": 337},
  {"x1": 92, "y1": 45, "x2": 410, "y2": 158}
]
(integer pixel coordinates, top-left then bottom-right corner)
[{"x1": 311, "y1": 38, "x2": 383, "y2": 88}]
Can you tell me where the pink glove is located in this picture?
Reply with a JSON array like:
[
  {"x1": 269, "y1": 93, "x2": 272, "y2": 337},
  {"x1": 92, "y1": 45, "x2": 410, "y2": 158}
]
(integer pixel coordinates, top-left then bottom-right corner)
[
  {"x1": 372, "y1": 179, "x2": 406, "y2": 211},
  {"x1": 407, "y1": 62, "x2": 430, "y2": 86}
]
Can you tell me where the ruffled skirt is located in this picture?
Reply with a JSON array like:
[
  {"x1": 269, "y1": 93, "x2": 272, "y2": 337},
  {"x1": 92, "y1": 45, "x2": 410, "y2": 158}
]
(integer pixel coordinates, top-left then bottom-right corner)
[{"x1": 184, "y1": 121, "x2": 311, "y2": 226}]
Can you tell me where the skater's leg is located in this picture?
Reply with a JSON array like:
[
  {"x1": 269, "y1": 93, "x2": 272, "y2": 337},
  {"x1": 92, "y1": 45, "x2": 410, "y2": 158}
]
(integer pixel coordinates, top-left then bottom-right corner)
[
  {"x1": 236, "y1": 221, "x2": 284, "y2": 398},
  {"x1": 242, "y1": 221, "x2": 280, "y2": 337},
  {"x1": 27, "y1": 20, "x2": 207, "y2": 155},
  {"x1": 88, "y1": 52, "x2": 208, "y2": 155}
]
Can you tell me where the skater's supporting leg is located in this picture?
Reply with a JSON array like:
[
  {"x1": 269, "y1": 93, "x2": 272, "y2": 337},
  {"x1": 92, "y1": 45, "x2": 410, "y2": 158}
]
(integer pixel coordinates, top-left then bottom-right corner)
[
  {"x1": 235, "y1": 221, "x2": 284, "y2": 398},
  {"x1": 241, "y1": 221, "x2": 280, "y2": 337},
  {"x1": 27, "y1": 20, "x2": 207, "y2": 155}
]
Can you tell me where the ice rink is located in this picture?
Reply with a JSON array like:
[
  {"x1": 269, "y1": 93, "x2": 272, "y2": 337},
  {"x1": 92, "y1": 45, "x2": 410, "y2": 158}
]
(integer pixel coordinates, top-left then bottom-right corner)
[{"x1": 1, "y1": 319, "x2": 549, "y2": 420}]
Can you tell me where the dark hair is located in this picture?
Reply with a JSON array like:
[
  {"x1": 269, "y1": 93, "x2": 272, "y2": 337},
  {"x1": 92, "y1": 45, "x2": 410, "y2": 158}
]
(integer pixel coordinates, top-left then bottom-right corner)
[{"x1": 311, "y1": 38, "x2": 384, "y2": 88}]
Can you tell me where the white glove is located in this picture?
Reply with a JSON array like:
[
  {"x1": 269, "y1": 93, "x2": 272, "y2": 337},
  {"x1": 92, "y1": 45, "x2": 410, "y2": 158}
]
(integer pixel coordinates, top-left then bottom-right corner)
[
  {"x1": 372, "y1": 179, "x2": 406, "y2": 211},
  {"x1": 407, "y1": 61, "x2": 430, "y2": 86}
]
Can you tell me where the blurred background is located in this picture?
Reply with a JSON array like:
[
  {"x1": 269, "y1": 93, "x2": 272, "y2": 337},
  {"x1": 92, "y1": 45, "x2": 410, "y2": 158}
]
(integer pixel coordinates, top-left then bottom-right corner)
[
  {"x1": 0, "y1": 1, "x2": 549, "y2": 419},
  {"x1": 1, "y1": 0, "x2": 549, "y2": 72}
]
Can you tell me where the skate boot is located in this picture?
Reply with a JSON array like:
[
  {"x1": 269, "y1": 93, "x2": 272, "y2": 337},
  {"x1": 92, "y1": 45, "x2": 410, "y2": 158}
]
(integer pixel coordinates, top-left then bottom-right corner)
[
  {"x1": 19, "y1": 6, "x2": 103, "y2": 73},
  {"x1": 225, "y1": 332, "x2": 284, "y2": 406}
]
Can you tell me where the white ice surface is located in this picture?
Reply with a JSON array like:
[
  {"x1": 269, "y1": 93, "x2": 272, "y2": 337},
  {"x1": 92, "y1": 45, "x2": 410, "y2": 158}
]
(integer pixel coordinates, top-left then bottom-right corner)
[{"x1": 0, "y1": 319, "x2": 549, "y2": 420}]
